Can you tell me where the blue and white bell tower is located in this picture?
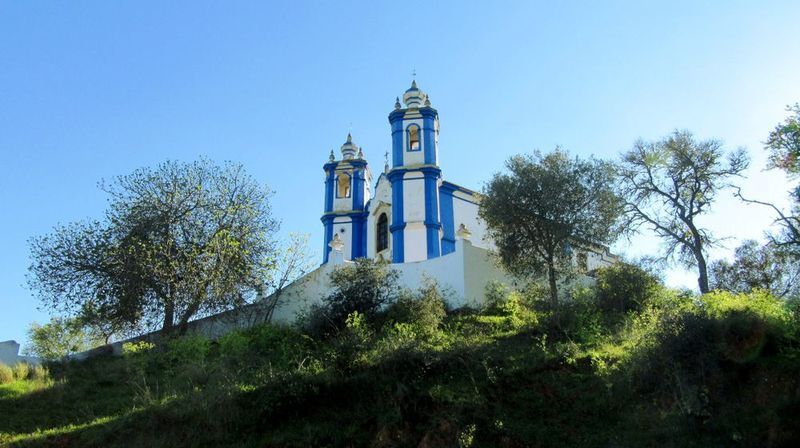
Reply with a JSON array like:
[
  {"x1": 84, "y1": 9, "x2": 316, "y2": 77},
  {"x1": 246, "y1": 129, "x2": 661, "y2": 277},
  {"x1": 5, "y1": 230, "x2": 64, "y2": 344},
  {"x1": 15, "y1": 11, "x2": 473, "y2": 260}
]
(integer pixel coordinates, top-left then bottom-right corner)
[
  {"x1": 321, "y1": 134, "x2": 371, "y2": 263},
  {"x1": 386, "y1": 81, "x2": 442, "y2": 263}
]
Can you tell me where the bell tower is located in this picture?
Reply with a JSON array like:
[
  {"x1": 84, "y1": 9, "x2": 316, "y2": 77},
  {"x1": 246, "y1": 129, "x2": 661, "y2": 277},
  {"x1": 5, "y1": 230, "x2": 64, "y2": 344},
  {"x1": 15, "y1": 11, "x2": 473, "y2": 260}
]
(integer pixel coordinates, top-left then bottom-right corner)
[
  {"x1": 321, "y1": 134, "x2": 371, "y2": 263},
  {"x1": 386, "y1": 81, "x2": 442, "y2": 263}
]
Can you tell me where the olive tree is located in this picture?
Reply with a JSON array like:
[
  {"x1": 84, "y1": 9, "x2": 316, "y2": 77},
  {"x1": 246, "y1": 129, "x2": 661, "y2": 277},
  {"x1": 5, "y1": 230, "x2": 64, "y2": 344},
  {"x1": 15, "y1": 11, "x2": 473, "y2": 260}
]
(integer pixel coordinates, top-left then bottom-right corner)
[
  {"x1": 479, "y1": 149, "x2": 622, "y2": 315},
  {"x1": 616, "y1": 131, "x2": 748, "y2": 293},
  {"x1": 28, "y1": 159, "x2": 279, "y2": 334}
]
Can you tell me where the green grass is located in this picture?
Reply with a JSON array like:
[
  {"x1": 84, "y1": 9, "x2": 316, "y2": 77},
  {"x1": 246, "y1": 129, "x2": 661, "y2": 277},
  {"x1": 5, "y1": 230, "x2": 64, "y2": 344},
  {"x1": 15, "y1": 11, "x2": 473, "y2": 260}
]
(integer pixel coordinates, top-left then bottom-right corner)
[{"x1": 2, "y1": 290, "x2": 800, "y2": 447}]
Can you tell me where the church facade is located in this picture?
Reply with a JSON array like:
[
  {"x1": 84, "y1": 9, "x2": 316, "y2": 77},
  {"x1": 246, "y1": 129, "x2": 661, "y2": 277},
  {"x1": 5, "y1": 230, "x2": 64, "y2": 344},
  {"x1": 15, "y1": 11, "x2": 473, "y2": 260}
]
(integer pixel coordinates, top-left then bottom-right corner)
[{"x1": 321, "y1": 81, "x2": 489, "y2": 266}]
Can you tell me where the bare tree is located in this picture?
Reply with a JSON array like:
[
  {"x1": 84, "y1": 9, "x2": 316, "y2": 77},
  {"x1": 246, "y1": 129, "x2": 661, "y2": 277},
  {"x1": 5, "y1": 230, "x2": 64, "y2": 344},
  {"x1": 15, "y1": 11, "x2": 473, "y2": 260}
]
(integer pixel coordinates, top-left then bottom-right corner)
[{"x1": 616, "y1": 130, "x2": 749, "y2": 293}]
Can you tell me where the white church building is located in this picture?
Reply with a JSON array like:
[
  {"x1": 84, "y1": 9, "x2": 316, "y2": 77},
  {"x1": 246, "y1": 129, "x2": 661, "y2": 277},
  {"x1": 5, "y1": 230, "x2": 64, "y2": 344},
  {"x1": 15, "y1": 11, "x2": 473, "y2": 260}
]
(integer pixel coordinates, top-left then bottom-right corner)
[
  {"x1": 70, "y1": 81, "x2": 620, "y2": 352},
  {"x1": 255, "y1": 81, "x2": 618, "y2": 326}
]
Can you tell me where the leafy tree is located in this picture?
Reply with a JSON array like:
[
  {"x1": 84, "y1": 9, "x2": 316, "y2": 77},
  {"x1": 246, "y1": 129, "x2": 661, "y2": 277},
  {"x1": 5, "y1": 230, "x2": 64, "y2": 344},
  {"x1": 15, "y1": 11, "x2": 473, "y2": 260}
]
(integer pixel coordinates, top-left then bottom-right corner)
[
  {"x1": 28, "y1": 159, "x2": 279, "y2": 334},
  {"x1": 26, "y1": 317, "x2": 103, "y2": 361},
  {"x1": 709, "y1": 240, "x2": 800, "y2": 298},
  {"x1": 616, "y1": 130, "x2": 749, "y2": 293},
  {"x1": 479, "y1": 149, "x2": 622, "y2": 316}
]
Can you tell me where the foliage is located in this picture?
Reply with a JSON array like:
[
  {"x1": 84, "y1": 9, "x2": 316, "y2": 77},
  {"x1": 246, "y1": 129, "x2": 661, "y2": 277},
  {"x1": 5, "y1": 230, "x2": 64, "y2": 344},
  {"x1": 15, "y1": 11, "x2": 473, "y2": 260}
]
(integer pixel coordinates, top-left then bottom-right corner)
[
  {"x1": 709, "y1": 239, "x2": 800, "y2": 297},
  {"x1": 766, "y1": 103, "x2": 800, "y2": 177},
  {"x1": 12, "y1": 363, "x2": 31, "y2": 381},
  {"x1": 0, "y1": 364, "x2": 12, "y2": 384},
  {"x1": 4, "y1": 275, "x2": 800, "y2": 447},
  {"x1": 616, "y1": 130, "x2": 749, "y2": 293},
  {"x1": 26, "y1": 317, "x2": 103, "y2": 361},
  {"x1": 595, "y1": 262, "x2": 662, "y2": 313},
  {"x1": 261, "y1": 233, "x2": 315, "y2": 322},
  {"x1": 28, "y1": 158, "x2": 280, "y2": 334},
  {"x1": 313, "y1": 258, "x2": 400, "y2": 336},
  {"x1": 480, "y1": 149, "x2": 622, "y2": 313},
  {"x1": 382, "y1": 280, "x2": 448, "y2": 338}
]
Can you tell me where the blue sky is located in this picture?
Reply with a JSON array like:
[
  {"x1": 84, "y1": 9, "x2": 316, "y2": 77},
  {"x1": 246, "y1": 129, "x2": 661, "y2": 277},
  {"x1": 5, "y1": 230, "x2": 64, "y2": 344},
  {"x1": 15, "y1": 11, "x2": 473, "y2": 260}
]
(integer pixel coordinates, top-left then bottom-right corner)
[{"x1": 1, "y1": 1, "x2": 799, "y2": 346}]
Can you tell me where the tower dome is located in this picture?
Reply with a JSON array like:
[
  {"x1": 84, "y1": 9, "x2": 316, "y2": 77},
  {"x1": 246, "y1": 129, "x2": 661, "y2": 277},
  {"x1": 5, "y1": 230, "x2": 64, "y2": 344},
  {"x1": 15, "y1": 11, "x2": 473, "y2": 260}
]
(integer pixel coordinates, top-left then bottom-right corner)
[
  {"x1": 402, "y1": 80, "x2": 428, "y2": 108},
  {"x1": 340, "y1": 133, "x2": 359, "y2": 159}
]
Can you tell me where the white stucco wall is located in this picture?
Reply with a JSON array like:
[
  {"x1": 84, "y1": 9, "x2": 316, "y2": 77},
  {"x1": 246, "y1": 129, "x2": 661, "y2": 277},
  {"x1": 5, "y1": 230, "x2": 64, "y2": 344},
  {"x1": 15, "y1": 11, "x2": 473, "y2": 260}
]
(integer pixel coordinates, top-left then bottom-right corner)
[{"x1": 0, "y1": 340, "x2": 39, "y2": 365}]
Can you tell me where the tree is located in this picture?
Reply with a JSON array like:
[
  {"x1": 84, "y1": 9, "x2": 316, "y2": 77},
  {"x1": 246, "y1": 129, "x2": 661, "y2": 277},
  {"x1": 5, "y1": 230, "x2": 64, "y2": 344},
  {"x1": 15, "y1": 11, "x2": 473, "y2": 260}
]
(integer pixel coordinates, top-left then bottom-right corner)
[
  {"x1": 261, "y1": 232, "x2": 315, "y2": 322},
  {"x1": 736, "y1": 104, "x2": 800, "y2": 251},
  {"x1": 766, "y1": 103, "x2": 800, "y2": 177},
  {"x1": 26, "y1": 317, "x2": 103, "y2": 361},
  {"x1": 616, "y1": 130, "x2": 749, "y2": 293},
  {"x1": 709, "y1": 240, "x2": 800, "y2": 298},
  {"x1": 479, "y1": 149, "x2": 622, "y2": 315},
  {"x1": 28, "y1": 159, "x2": 279, "y2": 335}
]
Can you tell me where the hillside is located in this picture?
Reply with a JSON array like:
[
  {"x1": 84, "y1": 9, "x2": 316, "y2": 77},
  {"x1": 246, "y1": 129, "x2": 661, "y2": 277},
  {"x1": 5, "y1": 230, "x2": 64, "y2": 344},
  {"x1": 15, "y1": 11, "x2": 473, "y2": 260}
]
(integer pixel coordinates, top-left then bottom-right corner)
[{"x1": 2, "y1": 283, "x2": 800, "y2": 447}]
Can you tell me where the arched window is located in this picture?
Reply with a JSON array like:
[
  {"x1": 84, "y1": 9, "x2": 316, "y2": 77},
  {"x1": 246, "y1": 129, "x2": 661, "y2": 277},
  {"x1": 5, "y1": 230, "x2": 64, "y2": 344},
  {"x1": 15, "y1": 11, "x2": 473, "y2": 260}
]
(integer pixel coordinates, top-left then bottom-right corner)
[
  {"x1": 337, "y1": 173, "x2": 351, "y2": 198},
  {"x1": 407, "y1": 124, "x2": 420, "y2": 151},
  {"x1": 377, "y1": 213, "x2": 389, "y2": 252}
]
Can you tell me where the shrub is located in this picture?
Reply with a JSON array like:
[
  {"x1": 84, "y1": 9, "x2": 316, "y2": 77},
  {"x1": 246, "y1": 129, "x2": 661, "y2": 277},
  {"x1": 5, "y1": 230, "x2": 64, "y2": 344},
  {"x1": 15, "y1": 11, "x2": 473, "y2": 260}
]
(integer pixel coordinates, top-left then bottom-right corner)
[
  {"x1": 218, "y1": 330, "x2": 250, "y2": 362},
  {"x1": 12, "y1": 362, "x2": 31, "y2": 380},
  {"x1": 30, "y1": 363, "x2": 49, "y2": 381},
  {"x1": 122, "y1": 340, "x2": 156, "y2": 357},
  {"x1": 383, "y1": 280, "x2": 448, "y2": 337},
  {"x1": 322, "y1": 258, "x2": 400, "y2": 333},
  {"x1": 165, "y1": 334, "x2": 211, "y2": 366},
  {"x1": 0, "y1": 363, "x2": 12, "y2": 384},
  {"x1": 595, "y1": 262, "x2": 661, "y2": 314}
]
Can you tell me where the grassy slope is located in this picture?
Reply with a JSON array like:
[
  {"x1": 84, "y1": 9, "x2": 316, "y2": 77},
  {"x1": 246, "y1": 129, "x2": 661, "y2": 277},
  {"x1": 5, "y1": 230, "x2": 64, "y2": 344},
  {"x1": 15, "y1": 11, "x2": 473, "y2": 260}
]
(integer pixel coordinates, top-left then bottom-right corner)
[{"x1": 2, "y1": 306, "x2": 800, "y2": 447}]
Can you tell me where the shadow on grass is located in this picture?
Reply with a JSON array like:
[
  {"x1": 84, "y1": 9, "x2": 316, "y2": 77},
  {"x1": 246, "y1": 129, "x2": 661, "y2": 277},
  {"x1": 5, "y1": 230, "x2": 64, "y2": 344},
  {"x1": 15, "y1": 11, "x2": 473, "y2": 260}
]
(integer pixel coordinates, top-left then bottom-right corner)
[
  {"x1": 0, "y1": 356, "x2": 137, "y2": 437},
  {"x1": 7, "y1": 330, "x2": 620, "y2": 448}
]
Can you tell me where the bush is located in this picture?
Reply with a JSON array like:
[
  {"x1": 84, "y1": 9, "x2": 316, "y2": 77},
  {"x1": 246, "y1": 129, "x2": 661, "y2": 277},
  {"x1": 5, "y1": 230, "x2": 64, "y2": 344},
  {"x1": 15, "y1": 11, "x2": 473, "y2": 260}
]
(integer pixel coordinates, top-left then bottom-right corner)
[
  {"x1": 12, "y1": 362, "x2": 31, "y2": 380},
  {"x1": 30, "y1": 363, "x2": 49, "y2": 381},
  {"x1": 218, "y1": 330, "x2": 250, "y2": 363},
  {"x1": 165, "y1": 334, "x2": 211, "y2": 366},
  {"x1": 482, "y1": 281, "x2": 539, "y2": 330},
  {"x1": 317, "y1": 258, "x2": 400, "y2": 336},
  {"x1": 383, "y1": 280, "x2": 448, "y2": 337},
  {"x1": 0, "y1": 363, "x2": 12, "y2": 384},
  {"x1": 595, "y1": 262, "x2": 661, "y2": 314}
]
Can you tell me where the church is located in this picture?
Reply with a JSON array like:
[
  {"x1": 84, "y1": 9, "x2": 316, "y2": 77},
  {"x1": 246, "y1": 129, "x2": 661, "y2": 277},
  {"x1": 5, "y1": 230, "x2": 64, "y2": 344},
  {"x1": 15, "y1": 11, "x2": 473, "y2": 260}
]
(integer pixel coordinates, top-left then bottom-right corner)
[
  {"x1": 74, "y1": 81, "x2": 622, "y2": 351},
  {"x1": 321, "y1": 80, "x2": 490, "y2": 266}
]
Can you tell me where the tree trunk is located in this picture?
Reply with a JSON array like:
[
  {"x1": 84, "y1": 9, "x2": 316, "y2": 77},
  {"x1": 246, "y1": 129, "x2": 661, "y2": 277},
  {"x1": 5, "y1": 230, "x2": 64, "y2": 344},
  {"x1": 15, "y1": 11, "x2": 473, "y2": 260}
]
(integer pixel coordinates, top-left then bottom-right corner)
[
  {"x1": 695, "y1": 248, "x2": 710, "y2": 294},
  {"x1": 163, "y1": 302, "x2": 175, "y2": 332},
  {"x1": 547, "y1": 260, "x2": 560, "y2": 330}
]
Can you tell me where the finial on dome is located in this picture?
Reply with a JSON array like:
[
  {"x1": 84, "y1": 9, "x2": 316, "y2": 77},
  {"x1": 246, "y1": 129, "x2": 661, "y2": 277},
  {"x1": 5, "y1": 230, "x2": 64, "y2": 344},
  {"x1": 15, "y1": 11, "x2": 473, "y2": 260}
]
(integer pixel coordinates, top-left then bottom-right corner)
[
  {"x1": 329, "y1": 149, "x2": 335, "y2": 162},
  {"x1": 424, "y1": 95, "x2": 431, "y2": 107},
  {"x1": 394, "y1": 97, "x2": 401, "y2": 110},
  {"x1": 340, "y1": 133, "x2": 358, "y2": 160},
  {"x1": 357, "y1": 147, "x2": 363, "y2": 159},
  {"x1": 403, "y1": 80, "x2": 425, "y2": 108}
]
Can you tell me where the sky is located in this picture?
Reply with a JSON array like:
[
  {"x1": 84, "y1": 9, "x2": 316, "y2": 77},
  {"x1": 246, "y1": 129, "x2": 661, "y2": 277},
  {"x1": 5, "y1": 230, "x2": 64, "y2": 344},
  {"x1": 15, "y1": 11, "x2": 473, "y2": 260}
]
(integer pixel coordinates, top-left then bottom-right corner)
[{"x1": 1, "y1": 1, "x2": 799, "y2": 346}]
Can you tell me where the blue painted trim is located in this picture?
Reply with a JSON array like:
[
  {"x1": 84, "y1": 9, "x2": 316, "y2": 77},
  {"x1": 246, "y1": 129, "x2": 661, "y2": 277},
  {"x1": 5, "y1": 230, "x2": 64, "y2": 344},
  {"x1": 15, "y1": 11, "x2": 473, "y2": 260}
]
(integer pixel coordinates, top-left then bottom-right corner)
[
  {"x1": 351, "y1": 214, "x2": 366, "y2": 259},
  {"x1": 423, "y1": 116, "x2": 435, "y2": 164},
  {"x1": 352, "y1": 169, "x2": 363, "y2": 210},
  {"x1": 441, "y1": 180, "x2": 478, "y2": 196},
  {"x1": 321, "y1": 215, "x2": 334, "y2": 264},
  {"x1": 391, "y1": 119, "x2": 403, "y2": 167},
  {"x1": 439, "y1": 184, "x2": 456, "y2": 255},
  {"x1": 388, "y1": 170, "x2": 405, "y2": 263},
  {"x1": 423, "y1": 169, "x2": 441, "y2": 259},
  {"x1": 324, "y1": 169, "x2": 334, "y2": 213}
]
